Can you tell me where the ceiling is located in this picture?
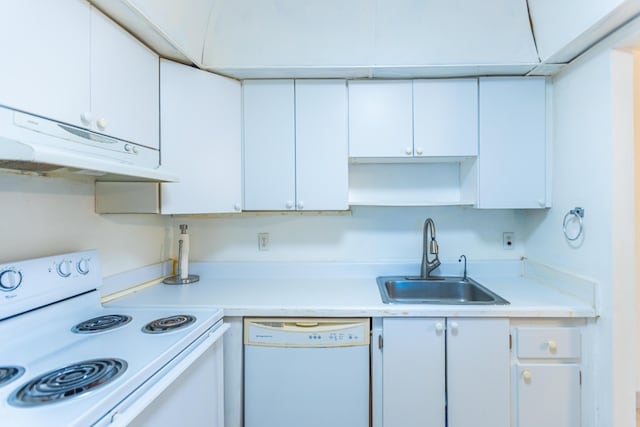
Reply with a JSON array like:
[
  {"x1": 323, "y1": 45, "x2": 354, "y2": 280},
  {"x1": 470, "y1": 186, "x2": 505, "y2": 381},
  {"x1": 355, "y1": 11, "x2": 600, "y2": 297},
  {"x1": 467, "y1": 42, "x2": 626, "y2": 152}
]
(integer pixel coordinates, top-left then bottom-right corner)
[{"x1": 90, "y1": 0, "x2": 640, "y2": 79}]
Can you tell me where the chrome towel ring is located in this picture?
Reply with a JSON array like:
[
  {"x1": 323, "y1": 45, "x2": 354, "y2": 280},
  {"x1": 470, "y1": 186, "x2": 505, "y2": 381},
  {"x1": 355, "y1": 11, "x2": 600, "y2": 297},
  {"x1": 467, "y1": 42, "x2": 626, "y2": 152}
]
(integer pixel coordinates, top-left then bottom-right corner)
[{"x1": 563, "y1": 207, "x2": 584, "y2": 241}]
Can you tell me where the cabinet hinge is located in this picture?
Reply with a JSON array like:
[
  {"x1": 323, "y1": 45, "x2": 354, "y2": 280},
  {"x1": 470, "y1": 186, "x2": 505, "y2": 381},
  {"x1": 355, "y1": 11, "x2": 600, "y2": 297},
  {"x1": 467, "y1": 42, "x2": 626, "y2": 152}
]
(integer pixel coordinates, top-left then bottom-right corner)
[
  {"x1": 509, "y1": 334, "x2": 512, "y2": 350},
  {"x1": 378, "y1": 334, "x2": 383, "y2": 350},
  {"x1": 579, "y1": 370, "x2": 582, "y2": 386}
]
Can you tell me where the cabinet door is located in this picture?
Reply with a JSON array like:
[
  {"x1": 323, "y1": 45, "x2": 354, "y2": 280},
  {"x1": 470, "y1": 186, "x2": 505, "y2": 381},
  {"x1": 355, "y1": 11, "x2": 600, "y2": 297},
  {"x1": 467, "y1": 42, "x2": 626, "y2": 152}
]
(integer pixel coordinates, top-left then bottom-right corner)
[
  {"x1": 348, "y1": 80, "x2": 413, "y2": 158},
  {"x1": 295, "y1": 80, "x2": 349, "y2": 211},
  {"x1": 413, "y1": 79, "x2": 478, "y2": 157},
  {"x1": 160, "y1": 60, "x2": 242, "y2": 214},
  {"x1": 516, "y1": 364, "x2": 581, "y2": 427},
  {"x1": 243, "y1": 80, "x2": 296, "y2": 210},
  {"x1": 382, "y1": 318, "x2": 445, "y2": 427},
  {"x1": 478, "y1": 77, "x2": 547, "y2": 208},
  {"x1": 0, "y1": 0, "x2": 90, "y2": 126},
  {"x1": 90, "y1": 7, "x2": 160, "y2": 148},
  {"x1": 447, "y1": 318, "x2": 510, "y2": 427}
]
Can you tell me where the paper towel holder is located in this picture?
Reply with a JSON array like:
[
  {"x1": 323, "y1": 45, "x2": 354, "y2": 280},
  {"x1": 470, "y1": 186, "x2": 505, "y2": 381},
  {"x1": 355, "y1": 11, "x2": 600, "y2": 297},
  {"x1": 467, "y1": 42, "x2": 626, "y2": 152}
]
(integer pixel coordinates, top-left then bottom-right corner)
[{"x1": 163, "y1": 227, "x2": 200, "y2": 285}]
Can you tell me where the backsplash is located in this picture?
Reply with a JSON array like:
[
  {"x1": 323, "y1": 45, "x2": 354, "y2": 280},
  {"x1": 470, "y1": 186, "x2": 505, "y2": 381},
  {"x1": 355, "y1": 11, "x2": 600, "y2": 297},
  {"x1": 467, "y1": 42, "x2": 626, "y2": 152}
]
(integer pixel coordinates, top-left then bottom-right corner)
[
  {"x1": 178, "y1": 206, "x2": 531, "y2": 263},
  {"x1": 0, "y1": 172, "x2": 170, "y2": 276}
]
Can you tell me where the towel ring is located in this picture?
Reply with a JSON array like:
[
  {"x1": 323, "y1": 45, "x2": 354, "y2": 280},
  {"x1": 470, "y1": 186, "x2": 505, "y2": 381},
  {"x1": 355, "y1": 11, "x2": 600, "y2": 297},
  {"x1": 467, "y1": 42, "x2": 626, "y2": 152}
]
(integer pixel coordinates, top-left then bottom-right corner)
[{"x1": 563, "y1": 207, "x2": 584, "y2": 241}]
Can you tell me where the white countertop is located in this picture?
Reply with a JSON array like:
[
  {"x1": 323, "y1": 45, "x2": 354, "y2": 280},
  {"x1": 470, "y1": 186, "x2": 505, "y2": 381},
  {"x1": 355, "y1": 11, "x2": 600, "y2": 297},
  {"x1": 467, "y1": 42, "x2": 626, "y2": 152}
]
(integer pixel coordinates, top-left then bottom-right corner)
[{"x1": 104, "y1": 260, "x2": 597, "y2": 318}]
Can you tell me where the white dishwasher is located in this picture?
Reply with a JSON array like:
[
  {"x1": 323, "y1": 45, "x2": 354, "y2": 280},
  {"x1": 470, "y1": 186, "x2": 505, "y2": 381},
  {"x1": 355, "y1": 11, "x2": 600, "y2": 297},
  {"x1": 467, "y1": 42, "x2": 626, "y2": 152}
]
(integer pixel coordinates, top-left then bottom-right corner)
[{"x1": 244, "y1": 318, "x2": 370, "y2": 427}]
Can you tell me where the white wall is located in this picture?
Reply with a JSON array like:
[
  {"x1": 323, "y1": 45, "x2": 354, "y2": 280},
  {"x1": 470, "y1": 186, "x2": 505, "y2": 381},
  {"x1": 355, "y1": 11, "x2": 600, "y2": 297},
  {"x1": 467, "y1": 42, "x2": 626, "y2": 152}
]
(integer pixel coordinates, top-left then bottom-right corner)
[
  {"x1": 179, "y1": 206, "x2": 529, "y2": 264},
  {"x1": 0, "y1": 172, "x2": 170, "y2": 277},
  {"x1": 525, "y1": 46, "x2": 636, "y2": 426}
]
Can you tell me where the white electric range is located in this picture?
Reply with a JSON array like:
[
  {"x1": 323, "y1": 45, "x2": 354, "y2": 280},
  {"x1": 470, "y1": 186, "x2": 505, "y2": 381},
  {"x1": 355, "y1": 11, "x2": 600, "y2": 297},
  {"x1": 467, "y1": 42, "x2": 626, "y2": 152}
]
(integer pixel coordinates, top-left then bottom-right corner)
[{"x1": 0, "y1": 250, "x2": 227, "y2": 426}]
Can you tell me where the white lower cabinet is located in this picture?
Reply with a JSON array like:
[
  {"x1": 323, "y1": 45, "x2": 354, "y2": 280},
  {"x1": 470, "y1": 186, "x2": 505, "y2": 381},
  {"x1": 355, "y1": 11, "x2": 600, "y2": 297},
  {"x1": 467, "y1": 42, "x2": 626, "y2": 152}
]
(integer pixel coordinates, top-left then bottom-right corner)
[
  {"x1": 512, "y1": 323, "x2": 584, "y2": 427},
  {"x1": 379, "y1": 317, "x2": 509, "y2": 427},
  {"x1": 515, "y1": 364, "x2": 581, "y2": 427}
]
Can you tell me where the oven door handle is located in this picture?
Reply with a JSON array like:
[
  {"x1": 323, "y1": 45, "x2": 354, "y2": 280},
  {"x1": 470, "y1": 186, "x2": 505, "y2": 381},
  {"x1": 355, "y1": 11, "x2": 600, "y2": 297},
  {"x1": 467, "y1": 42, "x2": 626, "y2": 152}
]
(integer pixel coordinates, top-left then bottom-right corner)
[{"x1": 102, "y1": 323, "x2": 229, "y2": 427}]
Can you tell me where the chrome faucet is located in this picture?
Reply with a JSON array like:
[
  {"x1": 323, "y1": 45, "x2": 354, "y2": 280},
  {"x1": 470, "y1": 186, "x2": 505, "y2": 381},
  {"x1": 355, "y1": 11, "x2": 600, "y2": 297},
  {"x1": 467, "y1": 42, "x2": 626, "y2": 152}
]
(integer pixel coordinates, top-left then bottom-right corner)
[{"x1": 420, "y1": 218, "x2": 441, "y2": 279}]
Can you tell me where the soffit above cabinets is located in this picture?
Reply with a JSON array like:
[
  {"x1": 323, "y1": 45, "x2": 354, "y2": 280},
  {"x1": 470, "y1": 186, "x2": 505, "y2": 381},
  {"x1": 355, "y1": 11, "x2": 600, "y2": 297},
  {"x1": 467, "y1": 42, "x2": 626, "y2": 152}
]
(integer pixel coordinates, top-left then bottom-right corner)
[{"x1": 89, "y1": 0, "x2": 640, "y2": 79}]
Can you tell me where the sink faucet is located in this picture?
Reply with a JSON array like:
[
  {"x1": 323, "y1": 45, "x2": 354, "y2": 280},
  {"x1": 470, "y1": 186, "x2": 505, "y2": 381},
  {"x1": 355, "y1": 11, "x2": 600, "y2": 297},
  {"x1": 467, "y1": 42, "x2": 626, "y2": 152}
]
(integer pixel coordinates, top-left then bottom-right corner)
[{"x1": 420, "y1": 218, "x2": 441, "y2": 279}]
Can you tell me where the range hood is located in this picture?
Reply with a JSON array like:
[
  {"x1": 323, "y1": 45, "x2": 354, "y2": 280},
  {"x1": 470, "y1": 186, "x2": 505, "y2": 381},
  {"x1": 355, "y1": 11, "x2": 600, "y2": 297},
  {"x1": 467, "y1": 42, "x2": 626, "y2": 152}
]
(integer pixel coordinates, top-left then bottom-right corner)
[{"x1": 0, "y1": 106, "x2": 177, "y2": 182}]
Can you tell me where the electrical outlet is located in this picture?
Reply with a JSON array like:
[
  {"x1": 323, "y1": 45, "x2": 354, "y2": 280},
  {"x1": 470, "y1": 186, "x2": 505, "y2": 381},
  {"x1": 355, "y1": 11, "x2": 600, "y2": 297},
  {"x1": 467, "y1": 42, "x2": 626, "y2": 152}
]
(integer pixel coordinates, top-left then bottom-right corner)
[
  {"x1": 503, "y1": 232, "x2": 514, "y2": 250},
  {"x1": 258, "y1": 232, "x2": 270, "y2": 251}
]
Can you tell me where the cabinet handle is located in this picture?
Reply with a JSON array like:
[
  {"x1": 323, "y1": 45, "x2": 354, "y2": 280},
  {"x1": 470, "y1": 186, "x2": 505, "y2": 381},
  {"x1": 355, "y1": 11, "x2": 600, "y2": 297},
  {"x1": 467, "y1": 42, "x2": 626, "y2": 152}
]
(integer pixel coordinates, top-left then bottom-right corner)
[
  {"x1": 96, "y1": 118, "x2": 108, "y2": 130},
  {"x1": 547, "y1": 340, "x2": 557, "y2": 353},
  {"x1": 450, "y1": 321, "x2": 459, "y2": 334},
  {"x1": 415, "y1": 147, "x2": 424, "y2": 156},
  {"x1": 435, "y1": 322, "x2": 444, "y2": 334},
  {"x1": 80, "y1": 112, "x2": 93, "y2": 125},
  {"x1": 405, "y1": 147, "x2": 412, "y2": 155},
  {"x1": 296, "y1": 201, "x2": 304, "y2": 210},
  {"x1": 285, "y1": 201, "x2": 294, "y2": 209},
  {"x1": 522, "y1": 369, "x2": 532, "y2": 382},
  {"x1": 233, "y1": 203, "x2": 241, "y2": 212}
]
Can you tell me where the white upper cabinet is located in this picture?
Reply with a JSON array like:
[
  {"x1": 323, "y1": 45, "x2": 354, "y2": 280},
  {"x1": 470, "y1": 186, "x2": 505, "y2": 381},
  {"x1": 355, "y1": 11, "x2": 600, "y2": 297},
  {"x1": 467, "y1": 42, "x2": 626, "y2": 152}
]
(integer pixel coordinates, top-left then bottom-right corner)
[
  {"x1": 0, "y1": 2, "x2": 159, "y2": 149},
  {"x1": 0, "y1": 0, "x2": 91, "y2": 127},
  {"x1": 243, "y1": 80, "x2": 296, "y2": 211},
  {"x1": 477, "y1": 77, "x2": 547, "y2": 209},
  {"x1": 348, "y1": 80, "x2": 413, "y2": 158},
  {"x1": 160, "y1": 60, "x2": 242, "y2": 214},
  {"x1": 90, "y1": 8, "x2": 160, "y2": 149},
  {"x1": 413, "y1": 79, "x2": 478, "y2": 157},
  {"x1": 243, "y1": 79, "x2": 349, "y2": 211},
  {"x1": 295, "y1": 80, "x2": 349, "y2": 211},
  {"x1": 349, "y1": 79, "x2": 478, "y2": 159}
]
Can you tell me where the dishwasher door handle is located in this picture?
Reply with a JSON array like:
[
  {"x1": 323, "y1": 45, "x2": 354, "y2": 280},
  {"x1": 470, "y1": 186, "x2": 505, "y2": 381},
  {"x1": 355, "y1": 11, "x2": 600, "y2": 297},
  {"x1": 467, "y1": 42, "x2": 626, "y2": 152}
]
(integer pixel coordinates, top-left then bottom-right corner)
[{"x1": 295, "y1": 321, "x2": 320, "y2": 327}]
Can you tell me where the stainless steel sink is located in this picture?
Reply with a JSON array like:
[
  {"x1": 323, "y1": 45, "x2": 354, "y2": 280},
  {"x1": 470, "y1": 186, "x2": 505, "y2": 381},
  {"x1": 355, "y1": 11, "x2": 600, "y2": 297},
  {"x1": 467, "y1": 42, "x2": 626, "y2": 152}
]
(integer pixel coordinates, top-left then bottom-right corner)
[{"x1": 376, "y1": 276, "x2": 509, "y2": 305}]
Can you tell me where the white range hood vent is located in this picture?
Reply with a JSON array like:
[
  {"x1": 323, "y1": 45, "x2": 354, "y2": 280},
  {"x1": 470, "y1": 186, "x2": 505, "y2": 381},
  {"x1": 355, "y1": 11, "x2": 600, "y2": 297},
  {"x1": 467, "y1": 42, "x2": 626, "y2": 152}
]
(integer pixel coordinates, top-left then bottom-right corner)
[{"x1": 0, "y1": 106, "x2": 178, "y2": 182}]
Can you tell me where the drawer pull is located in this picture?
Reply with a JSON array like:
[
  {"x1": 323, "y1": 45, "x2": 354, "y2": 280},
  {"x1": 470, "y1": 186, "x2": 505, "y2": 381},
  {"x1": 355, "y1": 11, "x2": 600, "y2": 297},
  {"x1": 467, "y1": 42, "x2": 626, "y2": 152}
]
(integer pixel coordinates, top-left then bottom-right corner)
[
  {"x1": 522, "y1": 369, "x2": 532, "y2": 382},
  {"x1": 547, "y1": 340, "x2": 557, "y2": 353}
]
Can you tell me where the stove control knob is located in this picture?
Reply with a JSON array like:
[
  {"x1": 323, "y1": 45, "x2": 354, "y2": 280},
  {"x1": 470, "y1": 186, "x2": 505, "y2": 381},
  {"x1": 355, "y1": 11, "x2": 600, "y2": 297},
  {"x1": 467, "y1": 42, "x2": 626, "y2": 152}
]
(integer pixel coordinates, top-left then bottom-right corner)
[
  {"x1": 76, "y1": 258, "x2": 90, "y2": 275},
  {"x1": 0, "y1": 269, "x2": 22, "y2": 291},
  {"x1": 56, "y1": 260, "x2": 72, "y2": 278}
]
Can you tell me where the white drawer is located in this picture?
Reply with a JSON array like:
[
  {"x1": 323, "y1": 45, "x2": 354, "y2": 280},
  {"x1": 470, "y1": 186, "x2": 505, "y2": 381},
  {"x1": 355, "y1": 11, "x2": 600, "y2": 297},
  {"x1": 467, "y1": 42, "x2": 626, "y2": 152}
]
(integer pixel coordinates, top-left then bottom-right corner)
[{"x1": 515, "y1": 327, "x2": 581, "y2": 359}]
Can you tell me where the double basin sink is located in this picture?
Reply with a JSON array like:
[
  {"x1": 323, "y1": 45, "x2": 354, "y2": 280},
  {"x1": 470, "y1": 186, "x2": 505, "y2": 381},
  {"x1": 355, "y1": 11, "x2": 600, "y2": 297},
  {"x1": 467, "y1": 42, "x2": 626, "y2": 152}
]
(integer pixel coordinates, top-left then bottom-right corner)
[{"x1": 377, "y1": 276, "x2": 509, "y2": 305}]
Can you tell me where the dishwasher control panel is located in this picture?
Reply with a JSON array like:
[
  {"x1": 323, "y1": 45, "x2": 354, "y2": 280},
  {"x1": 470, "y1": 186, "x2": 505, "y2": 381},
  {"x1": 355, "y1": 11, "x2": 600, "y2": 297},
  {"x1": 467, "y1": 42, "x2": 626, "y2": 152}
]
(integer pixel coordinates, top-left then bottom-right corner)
[{"x1": 244, "y1": 318, "x2": 370, "y2": 347}]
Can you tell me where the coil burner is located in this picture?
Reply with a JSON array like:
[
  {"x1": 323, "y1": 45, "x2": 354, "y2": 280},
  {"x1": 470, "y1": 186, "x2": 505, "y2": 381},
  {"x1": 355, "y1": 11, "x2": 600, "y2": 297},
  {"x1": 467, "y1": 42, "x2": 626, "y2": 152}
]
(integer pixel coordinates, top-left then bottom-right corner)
[
  {"x1": 142, "y1": 314, "x2": 196, "y2": 334},
  {"x1": 9, "y1": 358, "x2": 127, "y2": 407},
  {"x1": 0, "y1": 366, "x2": 25, "y2": 387},
  {"x1": 71, "y1": 315, "x2": 132, "y2": 334}
]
